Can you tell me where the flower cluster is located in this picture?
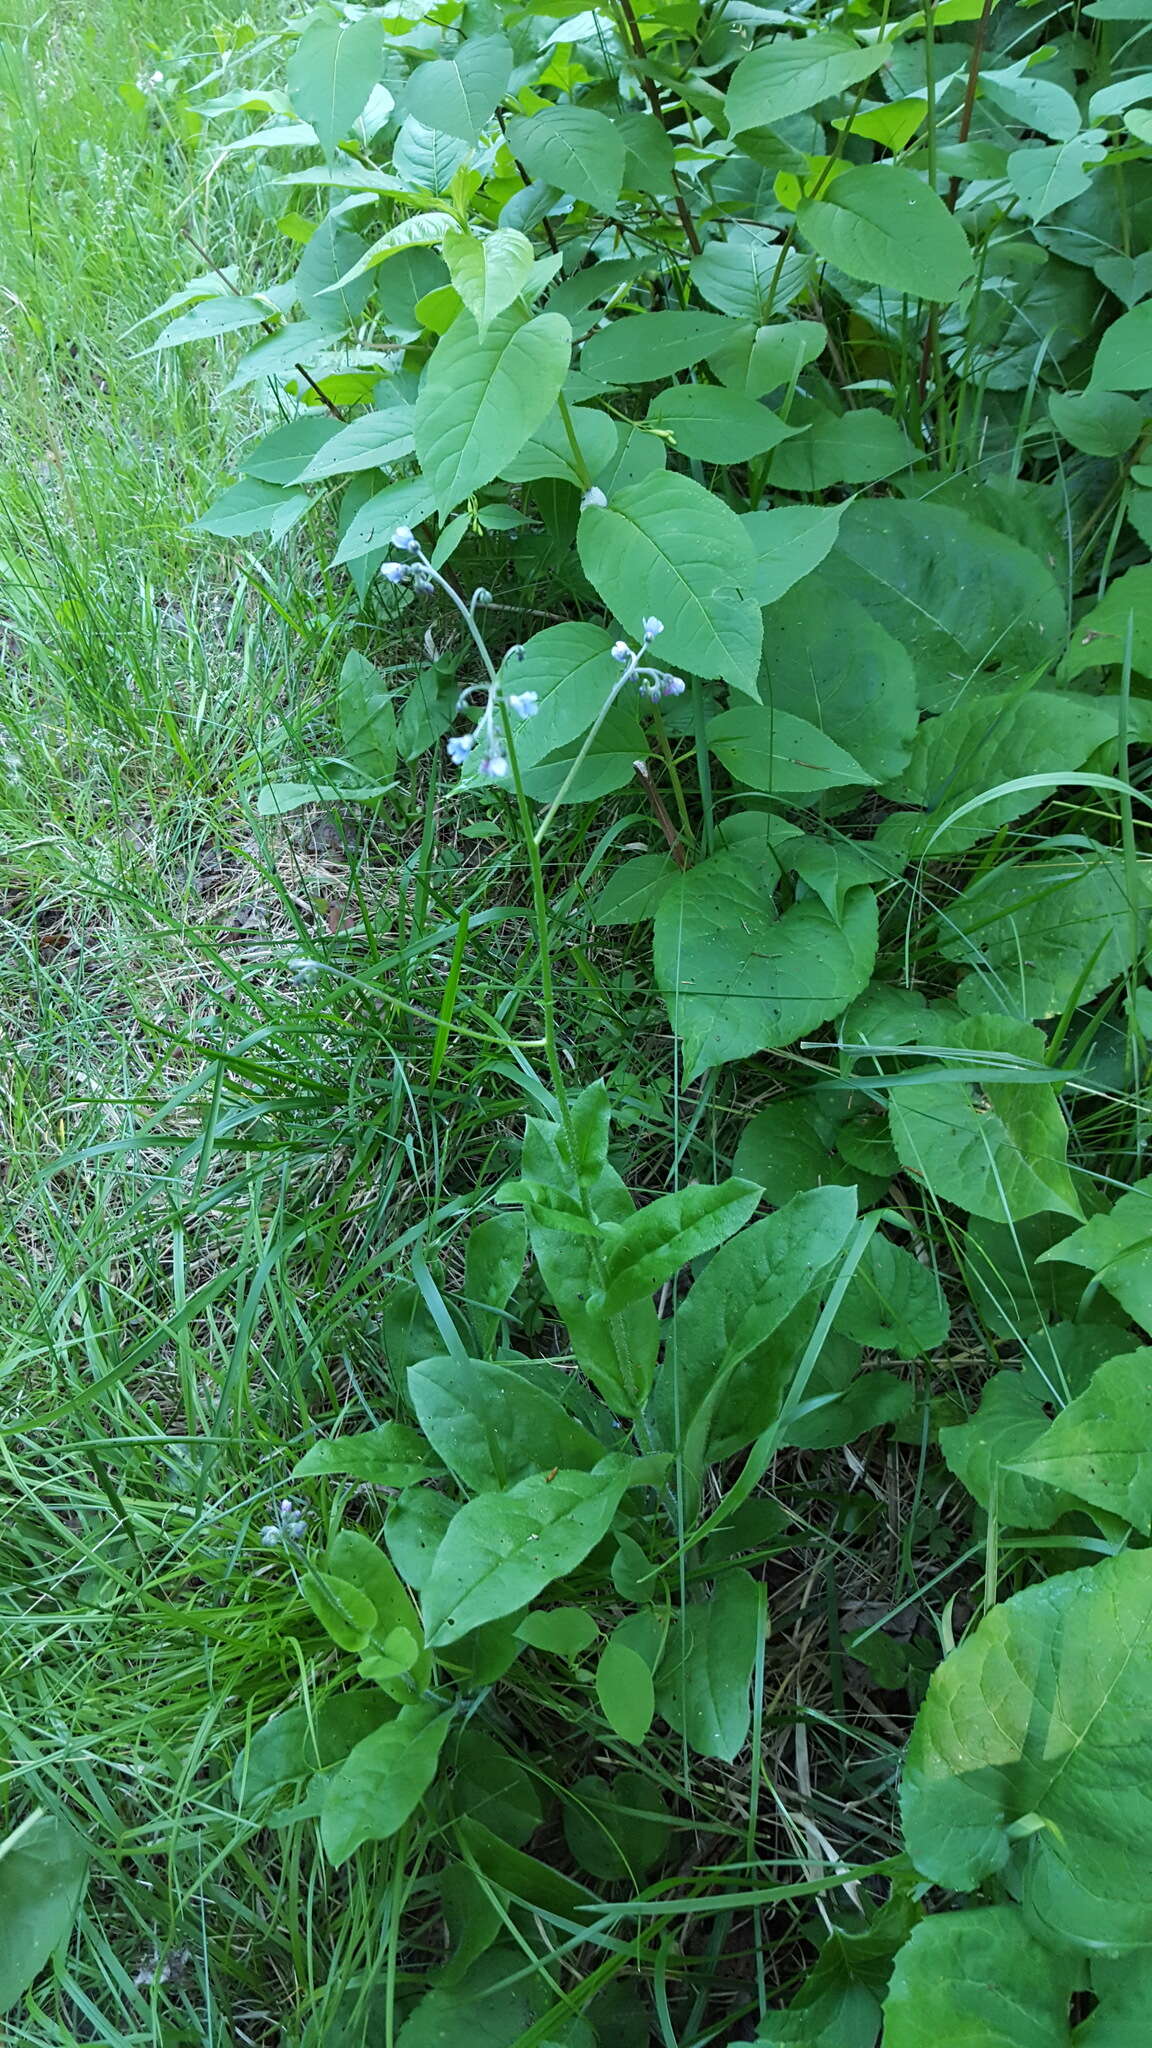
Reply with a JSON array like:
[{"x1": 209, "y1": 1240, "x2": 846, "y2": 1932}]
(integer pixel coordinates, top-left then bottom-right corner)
[
  {"x1": 378, "y1": 529, "x2": 684, "y2": 788},
  {"x1": 609, "y1": 616, "x2": 686, "y2": 701},
  {"x1": 259, "y1": 1497, "x2": 308, "y2": 1549}
]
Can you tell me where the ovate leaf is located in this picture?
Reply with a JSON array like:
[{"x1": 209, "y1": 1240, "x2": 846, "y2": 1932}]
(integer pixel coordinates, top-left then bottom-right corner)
[
  {"x1": 320, "y1": 1704, "x2": 452, "y2": 1864},
  {"x1": 1009, "y1": 1349, "x2": 1152, "y2": 1532},
  {"x1": 656, "y1": 1571, "x2": 762, "y2": 1762},
  {"x1": 902, "y1": 1547, "x2": 1152, "y2": 1949},
  {"x1": 654, "y1": 851, "x2": 876, "y2": 1080},
  {"x1": 415, "y1": 307, "x2": 571, "y2": 513},
  {"x1": 506, "y1": 106, "x2": 625, "y2": 211},
  {"x1": 726, "y1": 32, "x2": 890, "y2": 133},
  {"x1": 1039, "y1": 1175, "x2": 1152, "y2": 1333},
  {"x1": 759, "y1": 574, "x2": 918, "y2": 783},
  {"x1": 0, "y1": 1814, "x2": 88, "y2": 2013},
  {"x1": 286, "y1": 13, "x2": 385, "y2": 158},
  {"x1": 882, "y1": 1907, "x2": 1080, "y2": 2048},
  {"x1": 192, "y1": 477, "x2": 311, "y2": 542},
  {"x1": 941, "y1": 852, "x2": 1151, "y2": 1019},
  {"x1": 885, "y1": 1014, "x2": 1082, "y2": 1223},
  {"x1": 442, "y1": 228, "x2": 534, "y2": 337},
  {"x1": 1093, "y1": 300, "x2": 1152, "y2": 390},
  {"x1": 407, "y1": 1354, "x2": 603, "y2": 1492},
  {"x1": 798, "y1": 167, "x2": 973, "y2": 301},
  {"x1": 404, "y1": 36, "x2": 512, "y2": 144},
  {"x1": 940, "y1": 1373, "x2": 1073, "y2": 1530},
  {"x1": 588, "y1": 1178, "x2": 763, "y2": 1317},
  {"x1": 577, "y1": 472, "x2": 762, "y2": 692},
  {"x1": 644, "y1": 384, "x2": 797, "y2": 463},
  {"x1": 581, "y1": 310, "x2": 740, "y2": 386},
  {"x1": 596, "y1": 1639, "x2": 656, "y2": 1745},
  {"x1": 421, "y1": 1465, "x2": 633, "y2": 1646},
  {"x1": 707, "y1": 702, "x2": 873, "y2": 795}
]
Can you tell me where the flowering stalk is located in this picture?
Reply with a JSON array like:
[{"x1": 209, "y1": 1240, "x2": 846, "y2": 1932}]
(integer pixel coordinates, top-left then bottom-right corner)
[{"x1": 379, "y1": 524, "x2": 686, "y2": 1224}]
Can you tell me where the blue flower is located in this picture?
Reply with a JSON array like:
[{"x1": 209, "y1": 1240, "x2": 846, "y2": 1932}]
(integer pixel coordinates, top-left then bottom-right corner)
[{"x1": 507, "y1": 691, "x2": 539, "y2": 718}]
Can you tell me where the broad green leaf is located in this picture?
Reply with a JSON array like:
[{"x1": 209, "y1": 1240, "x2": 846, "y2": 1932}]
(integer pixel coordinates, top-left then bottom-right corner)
[
  {"x1": 654, "y1": 850, "x2": 877, "y2": 1080},
  {"x1": 294, "y1": 1422, "x2": 440, "y2": 1488},
  {"x1": 759, "y1": 575, "x2": 918, "y2": 783},
  {"x1": 741, "y1": 503, "x2": 845, "y2": 607},
  {"x1": 765, "y1": 406, "x2": 918, "y2": 492},
  {"x1": 332, "y1": 476, "x2": 435, "y2": 566},
  {"x1": 1039, "y1": 1175, "x2": 1152, "y2": 1333},
  {"x1": 707, "y1": 702, "x2": 873, "y2": 795},
  {"x1": 333, "y1": 211, "x2": 456, "y2": 291},
  {"x1": 192, "y1": 477, "x2": 311, "y2": 542},
  {"x1": 393, "y1": 114, "x2": 471, "y2": 194},
  {"x1": 798, "y1": 166, "x2": 972, "y2": 301},
  {"x1": 521, "y1": 1116, "x2": 659, "y2": 1414},
  {"x1": 148, "y1": 294, "x2": 274, "y2": 350},
  {"x1": 1062, "y1": 564, "x2": 1152, "y2": 677},
  {"x1": 415, "y1": 307, "x2": 571, "y2": 513},
  {"x1": 236, "y1": 1692, "x2": 393, "y2": 1808},
  {"x1": 940, "y1": 1373, "x2": 1073, "y2": 1530},
  {"x1": 827, "y1": 500, "x2": 1066, "y2": 710},
  {"x1": 732, "y1": 1097, "x2": 866, "y2": 1206},
  {"x1": 320, "y1": 1704, "x2": 452, "y2": 1863},
  {"x1": 882, "y1": 1907, "x2": 1080, "y2": 2048},
  {"x1": 407, "y1": 1354, "x2": 603, "y2": 1491},
  {"x1": 498, "y1": 403, "x2": 618, "y2": 488},
  {"x1": 404, "y1": 35, "x2": 511, "y2": 144},
  {"x1": 301, "y1": 1568, "x2": 378, "y2": 1653},
  {"x1": 385, "y1": 1486, "x2": 458, "y2": 1590},
  {"x1": 328, "y1": 1527, "x2": 430, "y2": 1694},
  {"x1": 0, "y1": 1813, "x2": 88, "y2": 2013},
  {"x1": 650, "y1": 1185, "x2": 859, "y2": 1464},
  {"x1": 240, "y1": 414, "x2": 340, "y2": 484},
  {"x1": 595, "y1": 1639, "x2": 655, "y2": 1745},
  {"x1": 506, "y1": 106, "x2": 625, "y2": 211},
  {"x1": 902, "y1": 1547, "x2": 1152, "y2": 1949},
  {"x1": 463, "y1": 1213, "x2": 526, "y2": 1353},
  {"x1": 421, "y1": 1465, "x2": 633, "y2": 1646},
  {"x1": 886, "y1": 691, "x2": 1125, "y2": 854},
  {"x1": 1092, "y1": 301, "x2": 1152, "y2": 390},
  {"x1": 577, "y1": 472, "x2": 762, "y2": 692},
  {"x1": 941, "y1": 851, "x2": 1151, "y2": 1019},
  {"x1": 447, "y1": 1728, "x2": 543, "y2": 1848},
  {"x1": 690, "y1": 228, "x2": 785, "y2": 320},
  {"x1": 298, "y1": 407, "x2": 416, "y2": 481},
  {"x1": 1008, "y1": 133, "x2": 1107, "y2": 224},
  {"x1": 982, "y1": 58, "x2": 1082, "y2": 142},
  {"x1": 515, "y1": 1608, "x2": 598, "y2": 1658},
  {"x1": 286, "y1": 13, "x2": 384, "y2": 158},
  {"x1": 588, "y1": 1178, "x2": 763, "y2": 1318},
  {"x1": 884, "y1": 1014, "x2": 1082, "y2": 1223},
  {"x1": 442, "y1": 228, "x2": 534, "y2": 337},
  {"x1": 492, "y1": 622, "x2": 634, "y2": 774},
  {"x1": 580, "y1": 310, "x2": 740, "y2": 387},
  {"x1": 338, "y1": 649, "x2": 396, "y2": 784},
  {"x1": 644, "y1": 384, "x2": 796, "y2": 463},
  {"x1": 563, "y1": 1769, "x2": 669, "y2": 1880},
  {"x1": 835, "y1": 1235, "x2": 948, "y2": 1355},
  {"x1": 1049, "y1": 386, "x2": 1144, "y2": 456},
  {"x1": 726, "y1": 32, "x2": 890, "y2": 134},
  {"x1": 709, "y1": 317, "x2": 827, "y2": 395},
  {"x1": 1009, "y1": 1349, "x2": 1152, "y2": 1531},
  {"x1": 656, "y1": 1571, "x2": 762, "y2": 1761},
  {"x1": 293, "y1": 215, "x2": 374, "y2": 324},
  {"x1": 590, "y1": 852, "x2": 678, "y2": 925},
  {"x1": 396, "y1": 1946, "x2": 596, "y2": 2048}
]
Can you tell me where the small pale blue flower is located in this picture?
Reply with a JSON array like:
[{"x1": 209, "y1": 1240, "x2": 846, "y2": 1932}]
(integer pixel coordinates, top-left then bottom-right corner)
[
  {"x1": 446, "y1": 734, "x2": 474, "y2": 765},
  {"x1": 642, "y1": 615, "x2": 664, "y2": 641},
  {"x1": 479, "y1": 753, "x2": 509, "y2": 780},
  {"x1": 380, "y1": 562, "x2": 409, "y2": 585},
  {"x1": 507, "y1": 690, "x2": 539, "y2": 718},
  {"x1": 581, "y1": 486, "x2": 607, "y2": 509},
  {"x1": 391, "y1": 525, "x2": 419, "y2": 552},
  {"x1": 611, "y1": 640, "x2": 633, "y2": 664}
]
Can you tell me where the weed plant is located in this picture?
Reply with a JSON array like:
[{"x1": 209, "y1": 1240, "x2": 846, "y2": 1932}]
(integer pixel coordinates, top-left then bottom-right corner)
[{"x1": 6, "y1": 0, "x2": 1152, "y2": 2044}]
